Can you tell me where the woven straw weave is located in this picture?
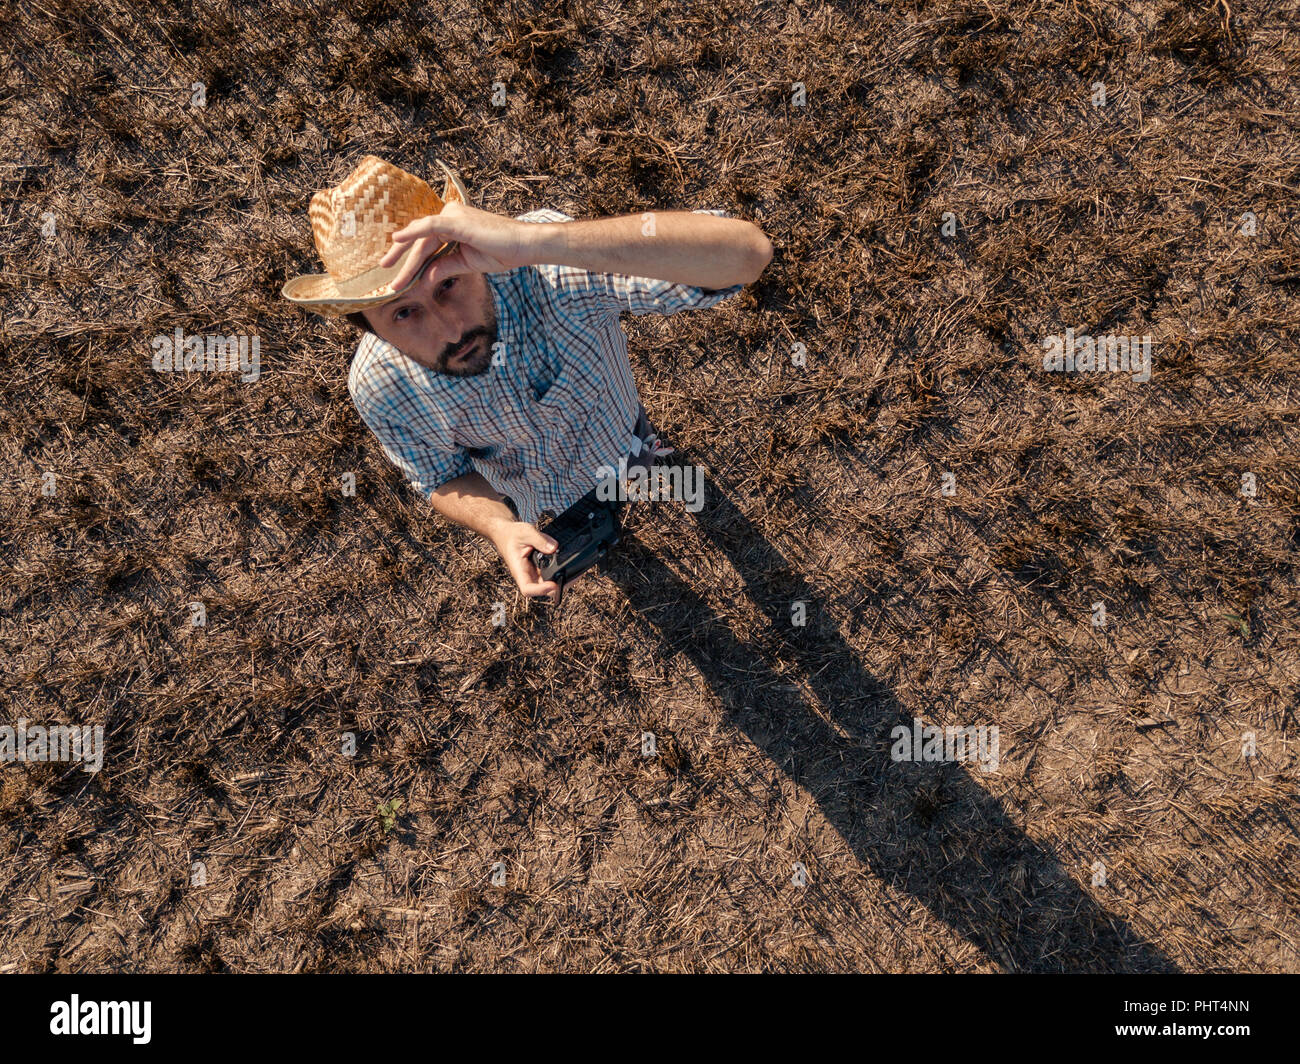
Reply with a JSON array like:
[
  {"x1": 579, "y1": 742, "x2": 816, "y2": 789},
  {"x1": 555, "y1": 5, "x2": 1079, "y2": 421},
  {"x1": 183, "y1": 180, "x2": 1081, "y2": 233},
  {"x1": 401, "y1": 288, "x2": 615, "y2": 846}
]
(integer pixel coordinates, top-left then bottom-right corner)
[{"x1": 281, "y1": 156, "x2": 468, "y2": 316}]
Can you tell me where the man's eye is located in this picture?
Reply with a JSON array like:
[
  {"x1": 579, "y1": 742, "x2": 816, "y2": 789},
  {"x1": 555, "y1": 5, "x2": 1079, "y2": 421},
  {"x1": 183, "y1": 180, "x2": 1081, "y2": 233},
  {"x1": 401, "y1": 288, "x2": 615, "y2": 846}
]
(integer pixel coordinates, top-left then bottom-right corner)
[
  {"x1": 394, "y1": 307, "x2": 414, "y2": 322},
  {"x1": 440, "y1": 277, "x2": 456, "y2": 293}
]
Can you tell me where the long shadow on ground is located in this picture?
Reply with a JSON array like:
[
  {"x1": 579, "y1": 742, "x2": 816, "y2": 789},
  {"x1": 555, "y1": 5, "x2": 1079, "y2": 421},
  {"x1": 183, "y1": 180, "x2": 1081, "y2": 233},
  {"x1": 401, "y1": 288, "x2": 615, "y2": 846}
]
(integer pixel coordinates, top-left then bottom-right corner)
[{"x1": 606, "y1": 451, "x2": 1177, "y2": 972}]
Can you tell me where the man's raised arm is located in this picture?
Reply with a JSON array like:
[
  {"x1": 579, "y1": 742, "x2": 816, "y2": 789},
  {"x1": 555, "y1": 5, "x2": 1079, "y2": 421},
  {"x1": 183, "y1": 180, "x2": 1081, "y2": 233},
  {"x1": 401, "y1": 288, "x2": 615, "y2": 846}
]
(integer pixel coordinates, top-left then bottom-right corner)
[
  {"x1": 524, "y1": 210, "x2": 773, "y2": 289},
  {"x1": 380, "y1": 202, "x2": 773, "y2": 292}
]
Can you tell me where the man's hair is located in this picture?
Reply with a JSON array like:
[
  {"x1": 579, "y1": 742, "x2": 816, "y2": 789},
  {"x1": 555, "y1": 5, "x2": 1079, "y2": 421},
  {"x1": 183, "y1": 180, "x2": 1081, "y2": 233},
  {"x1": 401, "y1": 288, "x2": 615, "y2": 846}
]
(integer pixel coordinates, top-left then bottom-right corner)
[{"x1": 345, "y1": 311, "x2": 371, "y2": 335}]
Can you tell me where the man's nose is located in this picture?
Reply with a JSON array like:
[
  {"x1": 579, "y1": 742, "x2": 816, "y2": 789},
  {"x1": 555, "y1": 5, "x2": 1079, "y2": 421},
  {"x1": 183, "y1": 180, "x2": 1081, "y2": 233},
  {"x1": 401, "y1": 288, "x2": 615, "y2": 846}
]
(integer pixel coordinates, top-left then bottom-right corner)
[
  {"x1": 431, "y1": 314, "x2": 462, "y2": 346},
  {"x1": 410, "y1": 276, "x2": 463, "y2": 344}
]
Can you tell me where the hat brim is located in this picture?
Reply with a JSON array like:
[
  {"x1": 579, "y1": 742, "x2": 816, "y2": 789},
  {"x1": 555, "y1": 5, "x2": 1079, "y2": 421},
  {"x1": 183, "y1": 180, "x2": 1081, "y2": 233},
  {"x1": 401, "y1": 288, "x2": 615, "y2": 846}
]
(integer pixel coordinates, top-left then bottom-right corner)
[{"x1": 281, "y1": 238, "x2": 459, "y2": 316}]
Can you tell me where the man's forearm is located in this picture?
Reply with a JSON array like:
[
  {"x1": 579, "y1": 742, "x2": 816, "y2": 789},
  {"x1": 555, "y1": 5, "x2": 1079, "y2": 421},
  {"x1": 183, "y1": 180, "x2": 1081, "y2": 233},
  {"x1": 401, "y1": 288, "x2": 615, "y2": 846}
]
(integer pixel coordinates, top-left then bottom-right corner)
[
  {"x1": 525, "y1": 211, "x2": 772, "y2": 289},
  {"x1": 429, "y1": 471, "x2": 560, "y2": 599},
  {"x1": 429, "y1": 471, "x2": 516, "y2": 542}
]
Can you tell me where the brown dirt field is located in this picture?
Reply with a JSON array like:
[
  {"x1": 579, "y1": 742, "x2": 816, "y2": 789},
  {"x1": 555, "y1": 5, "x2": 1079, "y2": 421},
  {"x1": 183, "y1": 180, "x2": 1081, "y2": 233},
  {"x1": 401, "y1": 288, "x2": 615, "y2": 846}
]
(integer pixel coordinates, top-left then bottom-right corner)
[{"x1": 1, "y1": 0, "x2": 1297, "y2": 972}]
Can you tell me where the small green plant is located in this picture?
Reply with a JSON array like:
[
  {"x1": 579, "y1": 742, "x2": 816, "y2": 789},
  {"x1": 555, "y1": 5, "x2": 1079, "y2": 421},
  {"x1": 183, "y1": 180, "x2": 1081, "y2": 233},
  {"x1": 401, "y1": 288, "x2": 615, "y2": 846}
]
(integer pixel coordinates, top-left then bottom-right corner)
[
  {"x1": 376, "y1": 798, "x2": 403, "y2": 835},
  {"x1": 1221, "y1": 613, "x2": 1250, "y2": 638}
]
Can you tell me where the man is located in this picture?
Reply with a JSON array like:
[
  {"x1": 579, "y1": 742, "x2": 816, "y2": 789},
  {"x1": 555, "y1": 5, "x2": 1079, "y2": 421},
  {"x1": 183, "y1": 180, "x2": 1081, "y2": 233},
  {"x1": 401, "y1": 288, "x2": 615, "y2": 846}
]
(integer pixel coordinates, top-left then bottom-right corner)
[{"x1": 282, "y1": 156, "x2": 772, "y2": 599}]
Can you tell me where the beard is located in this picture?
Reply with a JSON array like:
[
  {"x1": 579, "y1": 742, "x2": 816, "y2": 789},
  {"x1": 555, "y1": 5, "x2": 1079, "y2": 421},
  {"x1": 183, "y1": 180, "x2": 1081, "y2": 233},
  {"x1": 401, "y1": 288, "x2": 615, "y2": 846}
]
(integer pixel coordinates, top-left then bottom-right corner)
[
  {"x1": 434, "y1": 287, "x2": 498, "y2": 376},
  {"x1": 436, "y1": 329, "x2": 496, "y2": 376}
]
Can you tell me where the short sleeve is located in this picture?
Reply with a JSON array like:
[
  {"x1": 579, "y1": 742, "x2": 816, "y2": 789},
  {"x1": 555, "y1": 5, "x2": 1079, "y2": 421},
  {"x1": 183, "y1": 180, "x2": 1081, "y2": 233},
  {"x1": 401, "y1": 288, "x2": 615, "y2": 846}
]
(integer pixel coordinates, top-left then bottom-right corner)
[
  {"x1": 516, "y1": 208, "x2": 576, "y2": 225},
  {"x1": 348, "y1": 337, "x2": 473, "y2": 496},
  {"x1": 364, "y1": 412, "x2": 473, "y2": 497},
  {"x1": 524, "y1": 207, "x2": 747, "y2": 318}
]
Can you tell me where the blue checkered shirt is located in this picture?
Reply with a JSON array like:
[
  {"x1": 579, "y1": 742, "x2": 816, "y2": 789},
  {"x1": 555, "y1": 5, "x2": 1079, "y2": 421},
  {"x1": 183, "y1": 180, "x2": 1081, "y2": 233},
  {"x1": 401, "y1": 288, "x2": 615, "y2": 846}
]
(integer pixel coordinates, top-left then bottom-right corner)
[{"x1": 348, "y1": 208, "x2": 744, "y2": 524}]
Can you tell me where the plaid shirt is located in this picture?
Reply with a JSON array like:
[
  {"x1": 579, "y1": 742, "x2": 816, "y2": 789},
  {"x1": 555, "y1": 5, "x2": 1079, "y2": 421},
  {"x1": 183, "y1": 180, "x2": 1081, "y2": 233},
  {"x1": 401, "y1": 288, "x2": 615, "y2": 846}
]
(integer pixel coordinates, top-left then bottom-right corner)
[{"x1": 348, "y1": 208, "x2": 744, "y2": 524}]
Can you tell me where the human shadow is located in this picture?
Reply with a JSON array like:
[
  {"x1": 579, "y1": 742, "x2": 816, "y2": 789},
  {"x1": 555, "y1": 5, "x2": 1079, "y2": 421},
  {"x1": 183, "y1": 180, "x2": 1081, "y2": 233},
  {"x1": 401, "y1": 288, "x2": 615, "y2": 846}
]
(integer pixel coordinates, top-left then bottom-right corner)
[{"x1": 605, "y1": 450, "x2": 1178, "y2": 972}]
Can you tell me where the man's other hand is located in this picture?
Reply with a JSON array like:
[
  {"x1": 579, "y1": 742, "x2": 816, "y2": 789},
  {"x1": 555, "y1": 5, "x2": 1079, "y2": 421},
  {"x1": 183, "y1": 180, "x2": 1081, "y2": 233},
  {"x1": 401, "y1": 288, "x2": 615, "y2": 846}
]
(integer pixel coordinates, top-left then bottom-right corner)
[
  {"x1": 381, "y1": 203, "x2": 533, "y2": 289},
  {"x1": 491, "y1": 521, "x2": 561, "y2": 601}
]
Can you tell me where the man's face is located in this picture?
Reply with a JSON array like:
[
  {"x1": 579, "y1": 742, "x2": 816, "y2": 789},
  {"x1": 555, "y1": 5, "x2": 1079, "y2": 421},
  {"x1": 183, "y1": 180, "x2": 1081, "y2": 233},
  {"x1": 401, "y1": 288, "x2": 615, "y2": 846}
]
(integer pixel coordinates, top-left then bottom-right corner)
[{"x1": 362, "y1": 257, "x2": 497, "y2": 376}]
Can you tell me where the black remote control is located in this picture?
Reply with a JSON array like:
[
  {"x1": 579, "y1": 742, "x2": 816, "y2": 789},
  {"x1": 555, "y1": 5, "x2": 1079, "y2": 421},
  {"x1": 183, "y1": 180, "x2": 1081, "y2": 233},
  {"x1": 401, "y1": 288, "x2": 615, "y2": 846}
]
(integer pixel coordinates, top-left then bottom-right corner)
[{"x1": 531, "y1": 490, "x2": 622, "y2": 604}]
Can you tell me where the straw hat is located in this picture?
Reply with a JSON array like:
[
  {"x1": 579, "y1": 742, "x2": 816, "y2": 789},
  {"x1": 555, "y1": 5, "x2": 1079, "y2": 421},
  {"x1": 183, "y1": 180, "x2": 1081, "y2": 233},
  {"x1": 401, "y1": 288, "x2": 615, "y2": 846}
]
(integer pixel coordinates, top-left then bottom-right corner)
[{"x1": 281, "y1": 155, "x2": 469, "y2": 317}]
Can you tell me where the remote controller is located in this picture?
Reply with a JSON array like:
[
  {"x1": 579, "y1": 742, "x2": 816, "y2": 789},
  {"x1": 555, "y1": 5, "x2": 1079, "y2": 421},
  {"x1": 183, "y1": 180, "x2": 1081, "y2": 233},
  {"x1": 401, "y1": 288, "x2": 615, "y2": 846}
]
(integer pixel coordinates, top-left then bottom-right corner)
[{"x1": 531, "y1": 490, "x2": 622, "y2": 604}]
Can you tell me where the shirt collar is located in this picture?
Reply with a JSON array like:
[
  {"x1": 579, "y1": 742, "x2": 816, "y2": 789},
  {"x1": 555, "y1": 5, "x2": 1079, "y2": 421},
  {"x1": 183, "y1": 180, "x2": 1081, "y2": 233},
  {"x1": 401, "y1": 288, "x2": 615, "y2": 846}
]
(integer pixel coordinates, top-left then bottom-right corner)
[{"x1": 486, "y1": 270, "x2": 518, "y2": 361}]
